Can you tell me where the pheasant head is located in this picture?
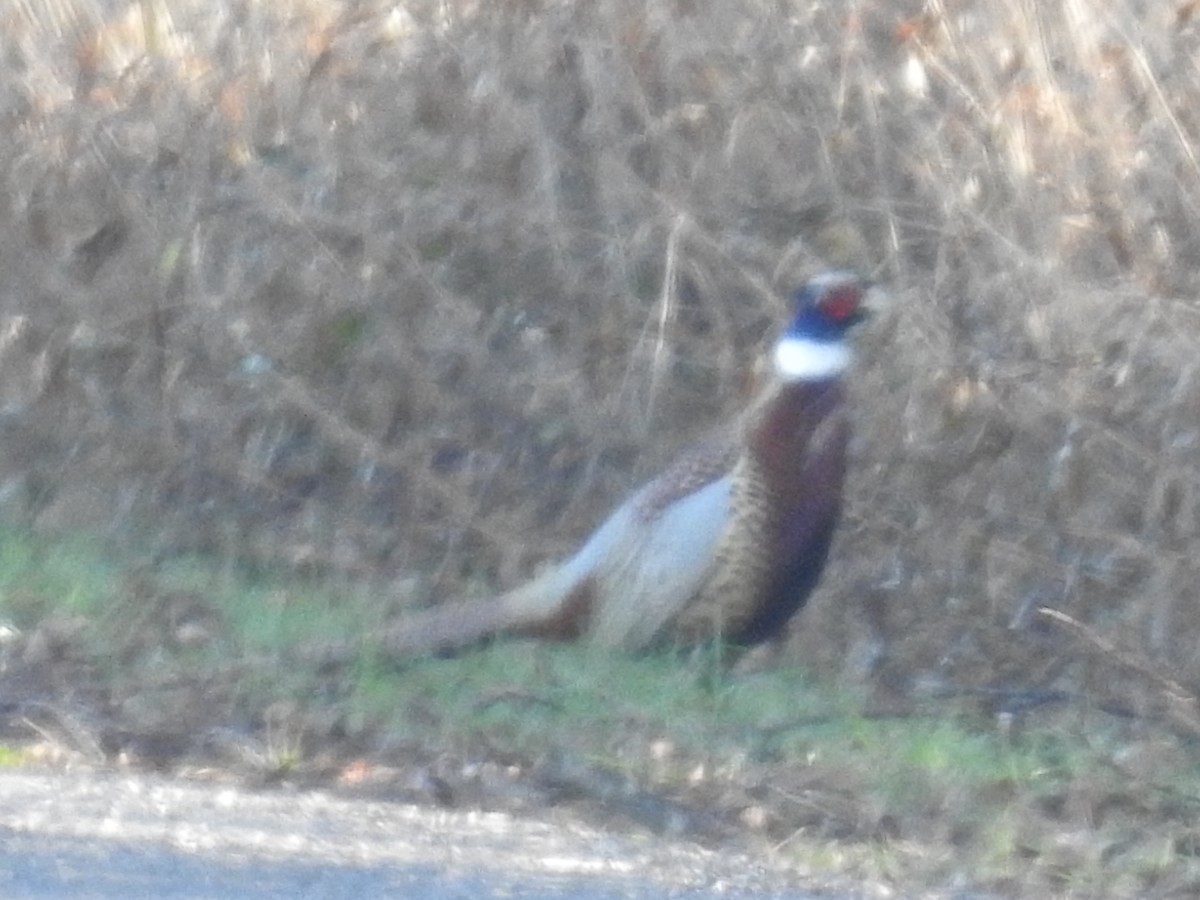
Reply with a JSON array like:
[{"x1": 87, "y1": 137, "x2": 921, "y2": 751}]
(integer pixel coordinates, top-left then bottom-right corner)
[{"x1": 773, "y1": 270, "x2": 870, "y2": 383}]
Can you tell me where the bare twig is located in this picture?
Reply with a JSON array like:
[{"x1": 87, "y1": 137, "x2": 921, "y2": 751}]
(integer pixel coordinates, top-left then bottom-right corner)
[{"x1": 1038, "y1": 607, "x2": 1200, "y2": 737}]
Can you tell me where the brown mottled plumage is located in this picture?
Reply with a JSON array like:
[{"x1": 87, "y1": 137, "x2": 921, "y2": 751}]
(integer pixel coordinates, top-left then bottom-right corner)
[{"x1": 381, "y1": 272, "x2": 869, "y2": 659}]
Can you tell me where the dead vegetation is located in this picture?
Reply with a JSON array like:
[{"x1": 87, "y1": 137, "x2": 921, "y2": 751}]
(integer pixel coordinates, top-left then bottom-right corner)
[{"x1": 4, "y1": 0, "x2": 1200, "y2": 892}]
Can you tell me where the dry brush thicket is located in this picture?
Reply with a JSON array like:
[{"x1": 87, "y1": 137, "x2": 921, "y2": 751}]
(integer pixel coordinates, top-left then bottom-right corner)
[{"x1": 4, "y1": 0, "x2": 1200, "y2": 711}]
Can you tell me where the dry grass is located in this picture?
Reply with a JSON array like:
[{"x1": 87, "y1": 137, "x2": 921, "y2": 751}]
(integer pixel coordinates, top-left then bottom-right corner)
[{"x1": 4, "y1": 0, "x2": 1200, "y2": 892}]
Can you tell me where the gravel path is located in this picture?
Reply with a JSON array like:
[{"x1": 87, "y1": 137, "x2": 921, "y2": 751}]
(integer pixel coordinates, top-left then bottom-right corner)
[{"x1": 0, "y1": 769, "x2": 853, "y2": 899}]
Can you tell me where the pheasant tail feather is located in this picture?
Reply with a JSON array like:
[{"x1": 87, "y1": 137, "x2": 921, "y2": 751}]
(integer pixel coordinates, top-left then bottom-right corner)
[{"x1": 380, "y1": 563, "x2": 591, "y2": 656}]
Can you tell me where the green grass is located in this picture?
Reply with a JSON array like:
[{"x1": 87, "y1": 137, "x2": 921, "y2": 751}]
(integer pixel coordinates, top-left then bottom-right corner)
[
  {"x1": 356, "y1": 638, "x2": 1082, "y2": 793},
  {"x1": 0, "y1": 745, "x2": 33, "y2": 768},
  {"x1": 0, "y1": 530, "x2": 122, "y2": 621}
]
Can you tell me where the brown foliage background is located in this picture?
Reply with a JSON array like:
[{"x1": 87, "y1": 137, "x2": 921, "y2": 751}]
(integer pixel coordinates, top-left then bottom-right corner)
[{"x1": 4, "y1": 0, "x2": 1200, "y2": 710}]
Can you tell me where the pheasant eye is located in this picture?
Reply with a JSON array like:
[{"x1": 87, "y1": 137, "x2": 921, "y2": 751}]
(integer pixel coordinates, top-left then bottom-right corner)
[{"x1": 820, "y1": 287, "x2": 861, "y2": 321}]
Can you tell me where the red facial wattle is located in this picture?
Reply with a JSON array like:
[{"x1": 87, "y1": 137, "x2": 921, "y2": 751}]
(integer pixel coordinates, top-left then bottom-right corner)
[{"x1": 820, "y1": 287, "x2": 862, "y2": 322}]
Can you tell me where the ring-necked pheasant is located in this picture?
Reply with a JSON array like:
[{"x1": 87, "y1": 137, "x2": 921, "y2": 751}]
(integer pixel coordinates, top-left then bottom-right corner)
[{"x1": 383, "y1": 270, "x2": 870, "y2": 658}]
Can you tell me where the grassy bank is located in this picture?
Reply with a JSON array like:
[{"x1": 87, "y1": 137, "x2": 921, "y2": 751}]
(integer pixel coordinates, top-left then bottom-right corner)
[{"x1": 0, "y1": 526, "x2": 1194, "y2": 895}]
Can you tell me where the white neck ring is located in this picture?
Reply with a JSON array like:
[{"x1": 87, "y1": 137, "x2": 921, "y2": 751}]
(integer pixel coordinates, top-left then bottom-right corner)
[{"x1": 772, "y1": 337, "x2": 850, "y2": 382}]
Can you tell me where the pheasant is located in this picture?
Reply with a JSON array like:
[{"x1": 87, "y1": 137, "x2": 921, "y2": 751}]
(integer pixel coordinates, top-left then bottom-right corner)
[{"x1": 382, "y1": 271, "x2": 870, "y2": 658}]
